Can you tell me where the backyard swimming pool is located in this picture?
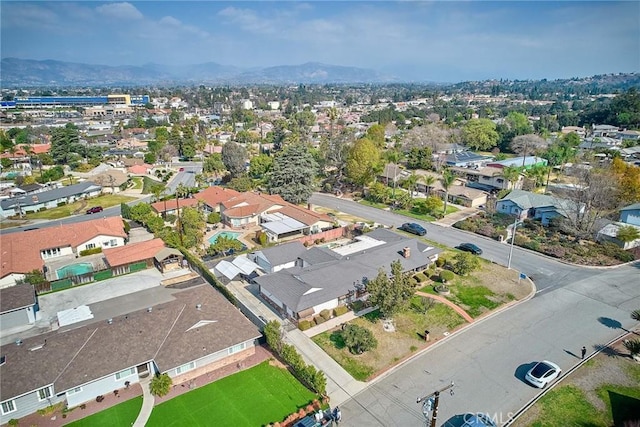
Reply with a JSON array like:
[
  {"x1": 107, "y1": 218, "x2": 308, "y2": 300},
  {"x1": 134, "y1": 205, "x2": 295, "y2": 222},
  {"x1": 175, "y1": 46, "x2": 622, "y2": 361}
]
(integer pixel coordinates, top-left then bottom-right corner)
[
  {"x1": 208, "y1": 231, "x2": 241, "y2": 245},
  {"x1": 56, "y1": 262, "x2": 94, "y2": 279}
]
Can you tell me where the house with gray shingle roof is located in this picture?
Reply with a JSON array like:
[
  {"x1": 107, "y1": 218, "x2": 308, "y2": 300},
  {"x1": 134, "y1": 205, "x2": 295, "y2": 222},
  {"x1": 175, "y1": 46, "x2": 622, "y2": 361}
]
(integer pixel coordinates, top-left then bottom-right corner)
[
  {"x1": 620, "y1": 202, "x2": 640, "y2": 226},
  {"x1": 0, "y1": 284, "x2": 260, "y2": 422},
  {"x1": 248, "y1": 241, "x2": 307, "y2": 273},
  {"x1": 496, "y1": 189, "x2": 580, "y2": 225},
  {"x1": 255, "y1": 229, "x2": 441, "y2": 322},
  {"x1": 0, "y1": 181, "x2": 102, "y2": 218}
]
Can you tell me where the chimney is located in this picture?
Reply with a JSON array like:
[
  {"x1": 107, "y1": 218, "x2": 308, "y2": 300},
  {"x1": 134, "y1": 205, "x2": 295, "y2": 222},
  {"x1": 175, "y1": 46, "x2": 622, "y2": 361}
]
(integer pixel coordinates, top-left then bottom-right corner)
[{"x1": 403, "y1": 247, "x2": 411, "y2": 258}]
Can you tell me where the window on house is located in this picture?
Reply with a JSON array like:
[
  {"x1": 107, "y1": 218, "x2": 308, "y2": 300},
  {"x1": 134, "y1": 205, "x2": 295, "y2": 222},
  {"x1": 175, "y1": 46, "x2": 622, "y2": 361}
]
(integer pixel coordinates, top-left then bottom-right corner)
[
  {"x1": 228, "y1": 342, "x2": 246, "y2": 355},
  {"x1": 1, "y1": 400, "x2": 16, "y2": 415},
  {"x1": 115, "y1": 368, "x2": 135, "y2": 380},
  {"x1": 37, "y1": 386, "x2": 52, "y2": 401},
  {"x1": 86, "y1": 243, "x2": 96, "y2": 250},
  {"x1": 110, "y1": 239, "x2": 117, "y2": 246},
  {"x1": 66, "y1": 387, "x2": 82, "y2": 396},
  {"x1": 176, "y1": 361, "x2": 196, "y2": 374}
]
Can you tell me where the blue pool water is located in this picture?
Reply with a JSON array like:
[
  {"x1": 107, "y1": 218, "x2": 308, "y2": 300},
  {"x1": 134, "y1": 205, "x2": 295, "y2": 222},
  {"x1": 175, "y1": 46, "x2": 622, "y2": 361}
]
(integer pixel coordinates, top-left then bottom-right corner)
[
  {"x1": 56, "y1": 262, "x2": 94, "y2": 279},
  {"x1": 208, "y1": 231, "x2": 241, "y2": 245}
]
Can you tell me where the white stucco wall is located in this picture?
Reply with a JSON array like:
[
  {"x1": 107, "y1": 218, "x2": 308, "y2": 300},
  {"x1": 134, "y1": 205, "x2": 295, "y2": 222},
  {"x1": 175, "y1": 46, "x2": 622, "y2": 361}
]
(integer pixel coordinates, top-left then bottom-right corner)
[{"x1": 0, "y1": 274, "x2": 25, "y2": 289}]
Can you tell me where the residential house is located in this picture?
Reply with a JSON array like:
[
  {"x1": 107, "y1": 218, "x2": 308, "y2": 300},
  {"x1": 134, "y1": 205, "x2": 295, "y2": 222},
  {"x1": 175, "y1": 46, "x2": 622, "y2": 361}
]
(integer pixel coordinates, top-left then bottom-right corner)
[
  {"x1": 596, "y1": 203, "x2": 640, "y2": 250},
  {"x1": 620, "y1": 203, "x2": 640, "y2": 226},
  {"x1": 103, "y1": 238, "x2": 183, "y2": 276},
  {"x1": 255, "y1": 229, "x2": 441, "y2": 322},
  {"x1": 0, "y1": 285, "x2": 37, "y2": 334},
  {"x1": 0, "y1": 284, "x2": 261, "y2": 422},
  {"x1": 127, "y1": 164, "x2": 153, "y2": 175},
  {"x1": 561, "y1": 126, "x2": 586, "y2": 138},
  {"x1": 150, "y1": 197, "x2": 199, "y2": 217},
  {"x1": 0, "y1": 217, "x2": 126, "y2": 288},
  {"x1": 249, "y1": 241, "x2": 307, "y2": 273},
  {"x1": 592, "y1": 124, "x2": 619, "y2": 138},
  {"x1": 450, "y1": 166, "x2": 520, "y2": 192},
  {"x1": 495, "y1": 189, "x2": 578, "y2": 225},
  {"x1": 378, "y1": 163, "x2": 410, "y2": 188},
  {"x1": 194, "y1": 186, "x2": 241, "y2": 214},
  {"x1": 259, "y1": 203, "x2": 334, "y2": 243},
  {"x1": 432, "y1": 185, "x2": 488, "y2": 208},
  {"x1": 618, "y1": 130, "x2": 640, "y2": 141},
  {"x1": 0, "y1": 181, "x2": 102, "y2": 218},
  {"x1": 444, "y1": 151, "x2": 493, "y2": 168}
]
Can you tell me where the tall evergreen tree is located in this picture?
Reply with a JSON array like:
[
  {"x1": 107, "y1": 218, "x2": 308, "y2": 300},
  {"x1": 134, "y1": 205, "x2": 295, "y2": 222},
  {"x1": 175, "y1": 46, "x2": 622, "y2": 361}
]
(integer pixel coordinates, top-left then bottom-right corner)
[{"x1": 267, "y1": 144, "x2": 318, "y2": 204}]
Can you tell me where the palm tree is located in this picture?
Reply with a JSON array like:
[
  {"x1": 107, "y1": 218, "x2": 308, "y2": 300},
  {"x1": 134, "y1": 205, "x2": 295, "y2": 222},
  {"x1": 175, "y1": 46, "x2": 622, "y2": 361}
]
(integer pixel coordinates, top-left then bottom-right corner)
[
  {"x1": 419, "y1": 174, "x2": 436, "y2": 197},
  {"x1": 440, "y1": 169, "x2": 455, "y2": 213},
  {"x1": 631, "y1": 309, "x2": 640, "y2": 322},
  {"x1": 502, "y1": 166, "x2": 522, "y2": 190},
  {"x1": 402, "y1": 172, "x2": 419, "y2": 199}
]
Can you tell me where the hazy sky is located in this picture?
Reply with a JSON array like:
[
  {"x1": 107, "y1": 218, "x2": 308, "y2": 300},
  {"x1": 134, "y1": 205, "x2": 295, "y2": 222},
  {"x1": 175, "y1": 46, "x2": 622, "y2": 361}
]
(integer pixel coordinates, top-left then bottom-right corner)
[{"x1": 1, "y1": 1, "x2": 638, "y2": 82}]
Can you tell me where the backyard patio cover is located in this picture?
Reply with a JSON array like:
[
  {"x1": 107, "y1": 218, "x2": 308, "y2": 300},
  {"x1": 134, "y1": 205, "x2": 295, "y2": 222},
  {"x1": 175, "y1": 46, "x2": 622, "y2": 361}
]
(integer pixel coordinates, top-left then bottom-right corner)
[{"x1": 261, "y1": 213, "x2": 306, "y2": 235}]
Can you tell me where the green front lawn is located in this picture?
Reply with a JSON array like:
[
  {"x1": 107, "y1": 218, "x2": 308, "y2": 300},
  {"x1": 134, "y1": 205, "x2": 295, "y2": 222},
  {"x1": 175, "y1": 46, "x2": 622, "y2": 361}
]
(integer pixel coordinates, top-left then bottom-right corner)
[
  {"x1": 146, "y1": 361, "x2": 317, "y2": 427},
  {"x1": 23, "y1": 194, "x2": 135, "y2": 220},
  {"x1": 64, "y1": 396, "x2": 142, "y2": 427}
]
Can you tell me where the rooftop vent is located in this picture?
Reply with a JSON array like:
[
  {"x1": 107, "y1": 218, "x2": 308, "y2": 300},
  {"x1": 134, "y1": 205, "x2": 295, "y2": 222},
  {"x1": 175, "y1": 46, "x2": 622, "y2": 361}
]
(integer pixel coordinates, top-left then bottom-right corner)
[
  {"x1": 107, "y1": 318, "x2": 113, "y2": 325},
  {"x1": 147, "y1": 307, "x2": 152, "y2": 313},
  {"x1": 196, "y1": 304, "x2": 202, "y2": 310},
  {"x1": 0, "y1": 355, "x2": 6, "y2": 366}
]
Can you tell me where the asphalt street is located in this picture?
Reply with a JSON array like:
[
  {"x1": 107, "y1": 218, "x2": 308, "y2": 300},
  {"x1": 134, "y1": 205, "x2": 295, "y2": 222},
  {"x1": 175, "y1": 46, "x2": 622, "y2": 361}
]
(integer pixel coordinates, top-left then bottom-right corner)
[{"x1": 308, "y1": 193, "x2": 640, "y2": 427}]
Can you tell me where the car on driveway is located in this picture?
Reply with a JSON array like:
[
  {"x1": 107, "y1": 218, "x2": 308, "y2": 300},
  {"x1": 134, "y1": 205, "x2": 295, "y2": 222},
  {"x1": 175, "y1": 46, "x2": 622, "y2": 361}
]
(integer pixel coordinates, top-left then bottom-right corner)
[
  {"x1": 399, "y1": 222, "x2": 427, "y2": 236},
  {"x1": 456, "y1": 242, "x2": 483, "y2": 255},
  {"x1": 85, "y1": 206, "x2": 103, "y2": 214},
  {"x1": 525, "y1": 360, "x2": 561, "y2": 388}
]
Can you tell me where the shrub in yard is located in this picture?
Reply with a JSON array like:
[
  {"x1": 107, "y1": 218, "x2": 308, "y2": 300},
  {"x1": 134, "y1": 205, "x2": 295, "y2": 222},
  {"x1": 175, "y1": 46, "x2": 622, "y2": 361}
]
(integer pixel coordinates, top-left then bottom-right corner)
[
  {"x1": 149, "y1": 373, "x2": 172, "y2": 397},
  {"x1": 451, "y1": 252, "x2": 481, "y2": 276},
  {"x1": 439, "y1": 270, "x2": 455, "y2": 283},
  {"x1": 314, "y1": 316, "x2": 326, "y2": 325},
  {"x1": 206, "y1": 212, "x2": 221, "y2": 224},
  {"x1": 319, "y1": 309, "x2": 332, "y2": 321},
  {"x1": 8, "y1": 419, "x2": 18, "y2": 426},
  {"x1": 79, "y1": 247, "x2": 102, "y2": 256},
  {"x1": 298, "y1": 320, "x2": 313, "y2": 331},
  {"x1": 493, "y1": 229, "x2": 508, "y2": 241},
  {"x1": 477, "y1": 224, "x2": 496, "y2": 237},
  {"x1": 350, "y1": 300, "x2": 365, "y2": 312},
  {"x1": 414, "y1": 272, "x2": 428, "y2": 282},
  {"x1": 341, "y1": 324, "x2": 377, "y2": 355},
  {"x1": 435, "y1": 257, "x2": 446, "y2": 268},
  {"x1": 544, "y1": 245, "x2": 566, "y2": 258},
  {"x1": 523, "y1": 240, "x2": 540, "y2": 251},
  {"x1": 333, "y1": 306, "x2": 349, "y2": 317}
]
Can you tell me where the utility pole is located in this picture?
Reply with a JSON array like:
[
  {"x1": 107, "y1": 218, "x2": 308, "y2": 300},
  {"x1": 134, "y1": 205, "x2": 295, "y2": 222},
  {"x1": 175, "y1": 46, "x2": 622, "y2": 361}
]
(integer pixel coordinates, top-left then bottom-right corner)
[
  {"x1": 417, "y1": 381, "x2": 455, "y2": 427},
  {"x1": 507, "y1": 216, "x2": 521, "y2": 270}
]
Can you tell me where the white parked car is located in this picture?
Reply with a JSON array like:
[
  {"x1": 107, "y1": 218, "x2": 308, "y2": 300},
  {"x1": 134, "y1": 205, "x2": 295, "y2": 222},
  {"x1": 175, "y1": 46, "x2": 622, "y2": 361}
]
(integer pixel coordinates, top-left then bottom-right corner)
[{"x1": 525, "y1": 360, "x2": 561, "y2": 388}]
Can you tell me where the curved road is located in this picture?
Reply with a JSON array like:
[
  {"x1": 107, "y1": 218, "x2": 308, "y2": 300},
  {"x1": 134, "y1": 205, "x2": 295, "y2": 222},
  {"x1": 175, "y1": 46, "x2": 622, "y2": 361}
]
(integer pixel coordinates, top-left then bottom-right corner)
[{"x1": 309, "y1": 193, "x2": 640, "y2": 427}]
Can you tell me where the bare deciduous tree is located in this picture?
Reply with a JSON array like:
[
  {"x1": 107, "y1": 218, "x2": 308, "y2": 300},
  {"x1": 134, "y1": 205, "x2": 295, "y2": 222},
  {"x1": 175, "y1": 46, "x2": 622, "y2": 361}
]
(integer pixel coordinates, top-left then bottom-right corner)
[
  {"x1": 402, "y1": 123, "x2": 452, "y2": 152},
  {"x1": 510, "y1": 134, "x2": 549, "y2": 166}
]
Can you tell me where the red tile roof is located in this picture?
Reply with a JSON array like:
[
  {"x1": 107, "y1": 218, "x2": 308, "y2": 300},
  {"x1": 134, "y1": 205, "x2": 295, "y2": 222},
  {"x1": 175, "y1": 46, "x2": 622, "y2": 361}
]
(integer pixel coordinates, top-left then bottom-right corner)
[
  {"x1": 127, "y1": 164, "x2": 153, "y2": 175},
  {"x1": 150, "y1": 197, "x2": 199, "y2": 214},
  {"x1": 103, "y1": 238, "x2": 166, "y2": 267},
  {"x1": 0, "y1": 217, "x2": 126, "y2": 279},
  {"x1": 194, "y1": 187, "x2": 240, "y2": 209}
]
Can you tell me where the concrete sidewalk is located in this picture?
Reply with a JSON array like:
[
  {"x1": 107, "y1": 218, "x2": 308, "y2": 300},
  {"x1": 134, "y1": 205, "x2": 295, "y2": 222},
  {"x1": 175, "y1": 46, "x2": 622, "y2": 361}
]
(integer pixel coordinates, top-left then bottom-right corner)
[
  {"x1": 286, "y1": 329, "x2": 366, "y2": 406},
  {"x1": 132, "y1": 376, "x2": 154, "y2": 427}
]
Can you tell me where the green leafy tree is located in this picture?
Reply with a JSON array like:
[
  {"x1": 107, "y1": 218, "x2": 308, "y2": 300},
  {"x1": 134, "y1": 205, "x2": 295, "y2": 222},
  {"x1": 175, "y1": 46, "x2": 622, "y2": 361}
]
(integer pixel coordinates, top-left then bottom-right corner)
[
  {"x1": 227, "y1": 175, "x2": 254, "y2": 192},
  {"x1": 501, "y1": 166, "x2": 522, "y2": 189},
  {"x1": 177, "y1": 206, "x2": 205, "y2": 249},
  {"x1": 341, "y1": 324, "x2": 378, "y2": 354},
  {"x1": 203, "y1": 153, "x2": 226, "y2": 175},
  {"x1": 267, "y1": 144, "x2": 318, "y2": 204},
  {"x1": 366, "y1": 260, "x2": 414, "y2": 318},
  {"x1": 505, "y1": 112, "x2": 533, "y2": 136},
  {"x1": 206, "y1": 212, "x2": 221, "y2": 224},
  {"x1": 462, "y1": 119, "x2": 499, "y2": 151},
  {"x1": 631, "y1": 309, "x2": 640, "y2": 322},
  {"x1": 616, "y1": 225, "x2": 640, "y2": 244},
  {"x1": 366, "y1": 124, "x2": 386, "y2": 148},
  {"x1": 149, "y1": 373, "x2": 172, "y2": 397},
  {"x1": 452, "y1": 252, "x2": 481, "y2": 275},
  {"x1": 207, "y1": 236, "x2": 243, "y2": 256},
  {"x1": 413, "y1": 196, "x2": 442, "y2": 215},
  {"x1": 17, "y1": 270, "x2": 49, "y2": 293},
  {"x1": 221, "y1": 142, "x2": 247, "y2": 178},
  {"x1": 249, "y1": 154, "x2": 273, "y2": 179},
  {"x1": 346, "y1": 138, "x2": 380, "y2": 186},
  {"x1": 366, "y1": 181, "x2": 391, "y2": 203}
]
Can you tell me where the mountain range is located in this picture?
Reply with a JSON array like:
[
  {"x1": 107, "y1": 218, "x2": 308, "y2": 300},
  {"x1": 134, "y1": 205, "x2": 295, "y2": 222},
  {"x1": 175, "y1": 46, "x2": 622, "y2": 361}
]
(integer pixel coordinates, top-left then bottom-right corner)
[{"x1": 0, "y1": 58, "x2": 398, "y2": 87}]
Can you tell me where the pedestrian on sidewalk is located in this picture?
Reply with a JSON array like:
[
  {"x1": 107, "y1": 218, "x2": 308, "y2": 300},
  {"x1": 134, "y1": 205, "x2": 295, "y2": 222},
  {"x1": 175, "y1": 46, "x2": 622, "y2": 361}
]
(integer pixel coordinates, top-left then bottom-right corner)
[{"x1": 581, "y1": 346, "x2": 586, "y2": 359}]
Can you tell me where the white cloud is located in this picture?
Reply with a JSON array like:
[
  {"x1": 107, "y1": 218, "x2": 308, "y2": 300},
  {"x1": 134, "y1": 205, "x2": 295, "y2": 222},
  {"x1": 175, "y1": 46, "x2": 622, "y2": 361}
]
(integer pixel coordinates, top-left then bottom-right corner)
[
  {"x1": 1, "y1": 3, "x2": 59, "y2": 30},
  {"x1": 96, "y1": 2, "x2": 143, "y2": 21}
]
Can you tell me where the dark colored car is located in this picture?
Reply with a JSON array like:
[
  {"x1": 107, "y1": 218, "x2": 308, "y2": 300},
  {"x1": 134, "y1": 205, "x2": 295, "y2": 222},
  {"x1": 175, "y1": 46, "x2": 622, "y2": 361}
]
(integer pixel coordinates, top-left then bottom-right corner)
[
  {"x1": 86, "y1": 206, "x2": 103, "y2": 214},
  {"x1": 456, "y1": 242, "x2": 483, "y2": 255},
  {"x1": 399, "y1": 222, "x2": 427, "y2": 236}
]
